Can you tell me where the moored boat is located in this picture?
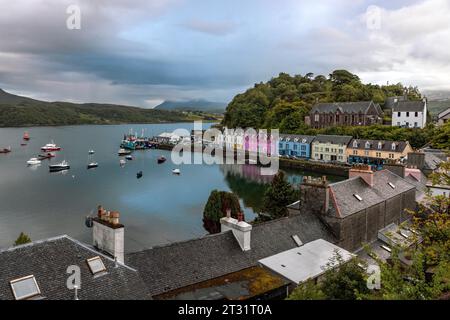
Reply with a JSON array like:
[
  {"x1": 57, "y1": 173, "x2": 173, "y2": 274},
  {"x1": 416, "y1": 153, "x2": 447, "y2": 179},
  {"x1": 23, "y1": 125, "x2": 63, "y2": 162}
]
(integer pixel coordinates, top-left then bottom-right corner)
[
  {"x1": 38, "y1": 153, "x2": 55, "y2": 160},
  {"x1": 49, "y1": 160, "x2": 70, "y2": 172},
  {"x1": 137, "y1": 171, "x2": 143, "y2": 179},
  {"x1": 87, "y1": 162, "x2": 99, "y2": 169},
  {"x1": 126, "y1": 155, "x2": 133, "y2": 160},
  {"x1": 118, "y1": 148, "x2": 132, "y2": 156},
  {"x1": 119, "y1": 159, "x2": 126, "y2": 166},
  {"x1": 41, "y1": 141, "x2": 61, "y2": 152},
  {"x1": 27, "y1": 158, "x2": 41, "y2": 165},
  {"x1": 0, "y1": 147, "x2": 11, "y2": 154},
  {"x1": 88, "y1": 150, "x2": 95, "y2": 155},
  {"x1": 172, "y1": 168, "x2": 181, "y2": 175},
  {"x1": 157, "y1": 156, "x2": 166, "y2": 164},
  {"x1": 23, "y1": 131, "x2": 30, "y2": 141}
]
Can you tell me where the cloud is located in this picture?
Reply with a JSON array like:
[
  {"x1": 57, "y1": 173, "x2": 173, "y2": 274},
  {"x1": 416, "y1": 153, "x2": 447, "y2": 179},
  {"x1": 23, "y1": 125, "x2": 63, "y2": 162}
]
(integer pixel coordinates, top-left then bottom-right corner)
[{"x1": 181, "y1": 19, "x2": 237, "y2": 36}]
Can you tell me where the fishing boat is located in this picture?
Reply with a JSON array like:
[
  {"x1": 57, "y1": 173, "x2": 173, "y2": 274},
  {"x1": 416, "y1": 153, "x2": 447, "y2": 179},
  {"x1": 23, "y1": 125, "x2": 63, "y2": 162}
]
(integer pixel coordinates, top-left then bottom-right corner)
[
  {"x1": 38, "y1": 153, "x2": 55, "y2": 160},
  {"x1": 157, "y1": 156, "x2": 166, "y2": 164},
  {"x1": 119, "y1": 159, "x2": 126, "y2": 166},
  {"x1": 126, "y1": 155, "x2": 133, "y2": 160},
  {"x1": 0, "y1": 147, "x2": 11, "y2": 154},
  {"x1": 49, "y1": 160, "x2": 70, "y2": 172},
  {"x1": 137, "y1": 171, "x2": 143, "y2": 179},
  {"x1": 172, "y1": 168, "x2": 181, "y2": 175},
  {"x1": 87, "y1": 162, "x2": 99, "y2": 169},
  {"x1": 20, "y1": 143, "x2": 27, "y2": 146},
  {"x1": 88, "y1": 150, "x2": 95, "y2": 155},
  {"x1": 23, "y1": 131, "x2": 30, "y2": 141},
  {"x1": 41, "y1": 141, "x2": 61, "y2": 152},
  {"x1": 27, "y1": 158, "x2": 41, "y2": 165},
  {"x1": 118, "y1": 148, "x2": 132, "y2": 156}
]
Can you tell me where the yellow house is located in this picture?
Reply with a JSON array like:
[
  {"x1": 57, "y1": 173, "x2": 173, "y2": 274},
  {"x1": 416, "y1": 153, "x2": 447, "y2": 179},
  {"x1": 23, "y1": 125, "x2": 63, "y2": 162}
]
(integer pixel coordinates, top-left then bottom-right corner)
[
  {"x1": 311, "y1": 135, "x2": 353, "y2": 163},
  {"x1": 347, "y1": 139, "x2": 413, "y2": 166}
]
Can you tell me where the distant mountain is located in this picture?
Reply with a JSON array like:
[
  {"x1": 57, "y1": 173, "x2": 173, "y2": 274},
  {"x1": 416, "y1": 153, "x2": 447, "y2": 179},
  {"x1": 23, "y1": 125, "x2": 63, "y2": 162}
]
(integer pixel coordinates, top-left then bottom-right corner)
[
  {"x1": 0, "y1": 89, "x2": 201, "y2": 127},
  {"x1": 155, "y1": 99, "x2": 226, "y2": 113}
]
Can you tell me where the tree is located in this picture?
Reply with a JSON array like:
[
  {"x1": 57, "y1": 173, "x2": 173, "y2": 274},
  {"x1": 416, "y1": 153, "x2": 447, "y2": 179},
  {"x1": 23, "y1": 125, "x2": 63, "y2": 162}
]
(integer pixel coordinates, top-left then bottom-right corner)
[
  {"x1": 14, "y1": 232, "x2": 31, "y2": 246},
  {"x1": 260, "y1": 171, "x2": 297, "y2": 220},
  {"x1": 203, "y1": 190, "x2": 243, "y2": 234}
]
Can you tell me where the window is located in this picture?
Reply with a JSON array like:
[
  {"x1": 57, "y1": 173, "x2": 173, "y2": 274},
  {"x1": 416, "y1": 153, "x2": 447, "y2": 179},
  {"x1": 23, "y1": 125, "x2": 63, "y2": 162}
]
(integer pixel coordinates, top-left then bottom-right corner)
[
  {"x1": 339, "y1": 149, "x2": 344, "y2": 154},
  {"x1": 391, "y1": 143, "x2": 396, "y2": 151},
  {"x1": 405, "y1": 122, "x2": 409, "y2": 127},
  {"x1": 397, "y1": 122, "x2": 400, "y2": 126},
  {"x1": 376, "y1": 152, "x2": 381, "y2": 157},
  {"x1": 378, "y1": 142, "x2": 382, "y2": 150},
  {"x1": 314, "y1": 114, "x2": 319, "y2": 122},
  {"x1": 10, "y1": 275, "x2": 41, "y2": 300},
  {"x1": 364, "y1": 150, "x2": 369, "y2": 156},
  {"x1": 414, "y1": 122, "x2": 418, "y2": 128},
  {"x1": 389, "y1": 153, "x2": 394, "y2": 159},
  {"x1": 301, "y1": 145, "x2": 306, "y2": 151},
  {"x1": 353, "y1": 140, "x2": 358, "y2": 148},
  {"x1": 365, "y1": 141, "x2": 370, "y2": 149},
  {"x1": 293, "y1": 144, "x2": 298, "y2": 150},
  {"x1": 325, "y1": 148, "x2": 330, "y2": 152},
  {"x1": 87, "y1": 256, "x2": 107, "y2": 275},
  {"x1": 279, "y1": 143, "x2": 283, "y2": 149},
  {"x1": 353, "y1": 194, "x2": 362, "y2": 201},
  {"x1": 353, "y1": 150, "x2": 358, "y2": 155},
  {"x1": 398, "y1": 112, "x2": 401, "y2": 117},
  {"x1": 406, "y1": 112, "x2": 410, "y2": 117},
  {"x1": 415, "y1": 112, "x2": 418, "y2": 117}
]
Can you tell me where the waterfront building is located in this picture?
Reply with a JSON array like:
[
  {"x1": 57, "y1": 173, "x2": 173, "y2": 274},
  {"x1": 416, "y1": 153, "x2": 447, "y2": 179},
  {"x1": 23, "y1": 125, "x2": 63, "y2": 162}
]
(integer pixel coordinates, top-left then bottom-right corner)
[
  {"x1": 347, "y1": 139, "x2": 413, "y2": 168},
  {"x1": 278, "y1": 134, "x2": 315, "y2": 158},
  {"x1": 311, "y1": 135, "x2": 352, "y2": 163},
  {"x1": 305, "y1": 101, "x2": 383, "y2": 129},
  {"x1": 392, "y1": 99, "x2": 427, "y2": 128}
]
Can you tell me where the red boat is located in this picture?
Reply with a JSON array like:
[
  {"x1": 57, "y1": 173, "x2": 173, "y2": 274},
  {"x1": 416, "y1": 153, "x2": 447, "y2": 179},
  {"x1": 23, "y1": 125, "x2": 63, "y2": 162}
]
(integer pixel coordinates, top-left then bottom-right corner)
[
  {"x1": 41, "y1": 141, "x2": 61, "y2": 152},
  {"x1": 23, "y1": 131, "x2": 30, "y2": 141},
  {"x1": 0, "y1": 147, "x2": 11, "y2": 154}
]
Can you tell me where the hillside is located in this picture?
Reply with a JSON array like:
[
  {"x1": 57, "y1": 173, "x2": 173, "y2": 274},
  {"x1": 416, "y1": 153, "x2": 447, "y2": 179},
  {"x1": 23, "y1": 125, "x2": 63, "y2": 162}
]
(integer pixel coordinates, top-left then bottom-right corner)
[
  {"x1": 428, "y1": 100, "x2": 450, "y2": 117},
  {"x1": 222, "y1": 70, "x2": 422, "y2": 131},
  {"x1": 0, "y1": 89, "x2": 201, "y2": 127},
  {"x1": 155, "y1": 99, "x2": 226, "y2": 113}
]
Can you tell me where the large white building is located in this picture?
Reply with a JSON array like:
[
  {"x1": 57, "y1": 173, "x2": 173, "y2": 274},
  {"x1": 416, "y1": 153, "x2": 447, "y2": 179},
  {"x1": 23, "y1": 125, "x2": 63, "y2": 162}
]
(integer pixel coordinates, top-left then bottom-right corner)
[{"x1": 392, "y1": 99, "x2": 427, "y2": 129}]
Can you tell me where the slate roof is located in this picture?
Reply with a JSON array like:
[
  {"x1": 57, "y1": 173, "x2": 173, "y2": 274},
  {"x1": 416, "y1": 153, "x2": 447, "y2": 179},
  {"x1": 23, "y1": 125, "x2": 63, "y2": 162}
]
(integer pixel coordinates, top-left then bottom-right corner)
[
  {"x1": 126, "y1": 212, "x2": 335, "y2": 297},
  {"x1": 392, "y1": 100, "x2": 426, "y2": 112},
  {"x1": 279, "y1": 134, "x2": 315, "y2": 144},
  {"x1": 438, "y1": 107, "x2": 450, "y2": 119},
  {"x1": 313, "y1": 135, "x2": 353, "y2": 146},
  {"x1": 348, "y1": 139, "x2": 410, "y2": 153},
  {"x1": 329, "y1": 170, "x2": 416, "y2": 217},
  {"x1": 424, "y1": 152, "x2": 444, "y2": 171},
  {"x1": 310, "y1": 101, "x2": 378, "y2": 114},
  {"x1": 384, "y1": 96, "x2": 407, "y2": 109},
  {"x1": 0, "y1": 235, "x2": 149, "y2": 300}
]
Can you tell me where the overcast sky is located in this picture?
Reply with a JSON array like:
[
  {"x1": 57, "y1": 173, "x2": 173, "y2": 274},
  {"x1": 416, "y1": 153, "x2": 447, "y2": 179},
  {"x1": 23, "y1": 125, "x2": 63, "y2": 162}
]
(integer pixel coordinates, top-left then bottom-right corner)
[{"x1": 0, "y1": 0, "x2": 448, "y2": 107}]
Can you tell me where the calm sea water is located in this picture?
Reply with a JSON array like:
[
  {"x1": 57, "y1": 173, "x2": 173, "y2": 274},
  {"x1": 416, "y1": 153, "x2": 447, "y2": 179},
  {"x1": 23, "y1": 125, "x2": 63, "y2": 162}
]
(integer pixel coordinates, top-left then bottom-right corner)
[{"x1": 0, "y1": 123, "x2": 342, "y2": 252}]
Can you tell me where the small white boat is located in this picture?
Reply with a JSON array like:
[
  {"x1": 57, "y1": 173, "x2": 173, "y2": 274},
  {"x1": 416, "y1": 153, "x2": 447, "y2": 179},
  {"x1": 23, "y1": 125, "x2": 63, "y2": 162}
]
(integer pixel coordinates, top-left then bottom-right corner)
[
  {"x1": 88, "y1": 150, "x2": 95, "y2": 155},
  {"x1": 87, "y1": 162, "x2": 98, "y2": 169},
  {"x1": 27, "y1": 158, "x2": 41, "y2": 165},
  {"x1": 172, "y1": 168, "x2": 181, "y2": 175},
  {"x1": 49, "y1": 160, "x2": 70, "y2": 172},
  {"x1": 119, "y1": 159, "x2": 126, "y2": 166}
]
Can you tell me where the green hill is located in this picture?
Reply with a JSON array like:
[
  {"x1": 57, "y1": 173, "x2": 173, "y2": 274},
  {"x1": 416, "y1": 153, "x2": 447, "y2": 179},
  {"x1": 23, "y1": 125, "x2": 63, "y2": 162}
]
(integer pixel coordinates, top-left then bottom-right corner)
[
  {"x1": 0, "y1": 89, "x2": 199, "y2": 127},
  {"x1": 155, "y1": 99, "x2": 226, "y2": 113}
]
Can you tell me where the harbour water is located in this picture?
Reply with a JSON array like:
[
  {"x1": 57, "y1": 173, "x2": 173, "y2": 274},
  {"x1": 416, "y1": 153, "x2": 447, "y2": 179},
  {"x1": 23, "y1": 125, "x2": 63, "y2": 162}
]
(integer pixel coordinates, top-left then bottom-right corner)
[{"x1": 0, "y1": 123, "x2": 343, "y2": 252}]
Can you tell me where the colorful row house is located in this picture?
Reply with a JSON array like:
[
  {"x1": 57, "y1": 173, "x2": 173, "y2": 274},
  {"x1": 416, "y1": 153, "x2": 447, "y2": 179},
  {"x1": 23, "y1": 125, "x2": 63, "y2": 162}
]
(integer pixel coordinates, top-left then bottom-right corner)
[
  {"x1": 347, "y1": 139, "x2": 413, "y2": 167},
  {"x1": 311, "y1": 135, "x2": 353, "y2": 163},
  {"x1": 278, "y1": 134, "x2": 315, "y2": 158}
]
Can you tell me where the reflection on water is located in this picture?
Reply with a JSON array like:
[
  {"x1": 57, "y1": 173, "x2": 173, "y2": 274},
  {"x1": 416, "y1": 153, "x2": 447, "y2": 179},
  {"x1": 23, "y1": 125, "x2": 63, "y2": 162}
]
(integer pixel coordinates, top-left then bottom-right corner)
[{"x1": 0, "y1": 123, "x2": 342, "y2": 252}]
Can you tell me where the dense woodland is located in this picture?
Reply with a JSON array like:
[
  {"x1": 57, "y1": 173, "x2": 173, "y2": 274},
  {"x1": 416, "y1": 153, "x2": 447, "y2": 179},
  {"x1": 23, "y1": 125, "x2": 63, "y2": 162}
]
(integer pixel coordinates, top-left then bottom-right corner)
[{"x1": 222, "y1": 70, "x2": 449, "y2": 150}]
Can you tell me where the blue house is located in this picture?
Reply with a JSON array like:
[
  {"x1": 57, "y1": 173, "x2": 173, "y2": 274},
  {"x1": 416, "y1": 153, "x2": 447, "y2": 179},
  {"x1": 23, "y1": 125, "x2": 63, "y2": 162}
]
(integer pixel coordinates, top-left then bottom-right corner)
[{"x1": 278, "y1": 134, "x2": 315, "y2": 158}]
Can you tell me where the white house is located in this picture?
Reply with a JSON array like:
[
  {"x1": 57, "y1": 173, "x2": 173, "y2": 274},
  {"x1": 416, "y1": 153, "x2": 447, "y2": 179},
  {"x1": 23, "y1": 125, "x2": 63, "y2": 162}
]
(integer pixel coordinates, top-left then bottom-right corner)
[{"x1": 392, "y1": 99, "x2": 427, "y2": 129}]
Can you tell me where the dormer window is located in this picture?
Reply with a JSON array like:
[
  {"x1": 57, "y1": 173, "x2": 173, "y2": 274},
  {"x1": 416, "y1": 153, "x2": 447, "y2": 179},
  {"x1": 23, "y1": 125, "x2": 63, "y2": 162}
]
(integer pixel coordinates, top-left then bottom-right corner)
[
  {"x1": 365, "y1": 141, "x2": 370, "y2": 149},
  {"x1": 353, "y1": 140, "x2": 358, "y2": 148},
  {"x1": 392, "y1": 143, "x2": 396, "y2": 151},
  {"x1": 302, "y1": 139, "x2": 307, "y2": 144},
  {"x1": 378, "y1": 142, "x2": 382, "y2": 150}
]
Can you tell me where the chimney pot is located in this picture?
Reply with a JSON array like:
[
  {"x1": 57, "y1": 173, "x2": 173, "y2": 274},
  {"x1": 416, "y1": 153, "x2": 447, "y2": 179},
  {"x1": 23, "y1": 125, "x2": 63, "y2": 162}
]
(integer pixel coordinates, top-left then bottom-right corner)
[
  {"x1": 226, "y1": 208, "x2": 231, "y2": 219},
  {"x1": 237, "y1": 212, "x2": 244, "y2": 222}
]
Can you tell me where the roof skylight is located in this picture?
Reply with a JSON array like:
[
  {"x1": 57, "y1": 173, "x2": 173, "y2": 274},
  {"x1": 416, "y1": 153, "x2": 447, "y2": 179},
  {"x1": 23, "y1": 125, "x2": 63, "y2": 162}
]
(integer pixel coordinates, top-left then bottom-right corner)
[
  {"x1": 388, "y1": 182, "x2": 396, "y2": 189},
  {"x1": 353, "y1": 194, "x2": 362, "y2": 201},
  {"x1": 87, "y1": 256, "x2": 107, "y2": 275},
  {"x1": 292, "y1": 235, "x2": 303, "y2": 247},
  {"x1": 10, "y1": 275, "x2": 41, "y2": 300}
]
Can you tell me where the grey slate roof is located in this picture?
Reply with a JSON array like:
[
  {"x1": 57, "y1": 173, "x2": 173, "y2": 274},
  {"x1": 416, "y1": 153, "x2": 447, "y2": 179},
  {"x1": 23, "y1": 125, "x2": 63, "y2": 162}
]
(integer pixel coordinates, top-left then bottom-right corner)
[
  {"x1": 329, "y1": 170, "x2": 416, "y2": 217},
  {"x1": 279, "y1": 134, "x2": 315, "y2": 144},
  {"x1": 424, "y1": 152, "x2": 444, "y2": 171},
  {"x1": 126, "y1": 212, "x2": 335, "y2": 297},
  {"x1": 392, "y1": 100, "x2": 426, "y2": 112},
  {"x1": 0, "y1": 235, "x2": 149, "y2": 300},
  {"x1": 384, "y1": 96, "x2": 407, "y2": 109},
  {"x1": 313, "y1": 135, "x2": 353, "y2": 146},
  {"x1": 349, "y1": 139, "x2": 410, "y2": 153},
  {"x1": 438, "y1": 107, "x2": 450, "y2": 119},
  {"x1": 311, "y1": 101, "x2": 377, "y2": 114}
]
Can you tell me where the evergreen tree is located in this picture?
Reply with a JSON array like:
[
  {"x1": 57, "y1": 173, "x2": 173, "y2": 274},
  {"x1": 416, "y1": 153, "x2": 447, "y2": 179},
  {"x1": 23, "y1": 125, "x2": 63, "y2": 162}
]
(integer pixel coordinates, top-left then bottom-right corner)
[
  {"x1": 202, "y1": 190, "x2": 242, "y2": 234},
  {"x1": 261, "y1": 171, "x2": 297, "y2": 220}
]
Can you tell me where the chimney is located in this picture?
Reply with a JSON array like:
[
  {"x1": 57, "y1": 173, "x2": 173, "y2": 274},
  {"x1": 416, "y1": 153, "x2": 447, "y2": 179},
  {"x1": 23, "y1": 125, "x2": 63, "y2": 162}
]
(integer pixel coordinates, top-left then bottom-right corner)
[
  {"x1": 407, "y1": 152, "x2": 425, "y2": 170},
  {"x1": 383, "y1": 161, "x2": 406, "y2": 178},
  {"x1": 299, "y1": 176, "x2": 330, "y2": 215},
  {"x1": 349, "y1": 164, "x2": 374, "y2": 187},
  {"x1": 220, "y1": 213, "x2": 252, "y2": 251},
  {"x1": 92, "y1": 206, "x2": 124, "y2": 264},
  {"x1": 405, "y1": 166, "x2": 422, "y2": 181}
]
